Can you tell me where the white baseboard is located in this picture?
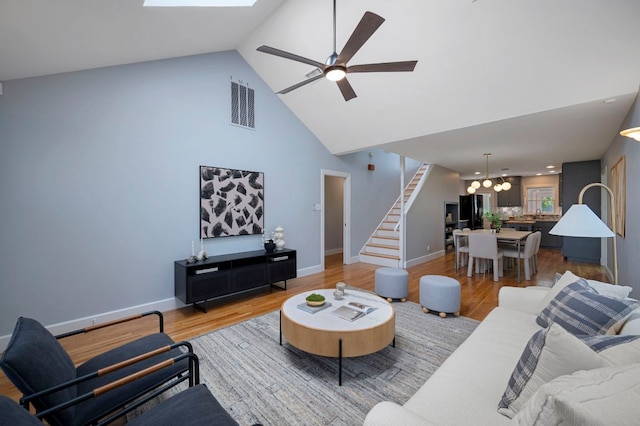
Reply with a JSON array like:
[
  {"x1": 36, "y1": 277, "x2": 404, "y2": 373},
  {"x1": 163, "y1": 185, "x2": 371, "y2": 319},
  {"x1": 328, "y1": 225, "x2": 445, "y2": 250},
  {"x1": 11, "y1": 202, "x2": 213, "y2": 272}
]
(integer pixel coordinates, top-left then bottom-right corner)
[
  {"x1": 0, "y1": 264, "x2": 345, "y2": 352},
  {"x1": 324, "y1": 248, "x2": 343, "y2": 256},
  {"x1": 298, "y1": 264, "x2": 322, "y2": 277},
  {"x1": 406, "y1": 250, "x2": 445, "y2": 268},
  {"x1": 0, "y1": 297, "x2": 183, "y2": 352}
]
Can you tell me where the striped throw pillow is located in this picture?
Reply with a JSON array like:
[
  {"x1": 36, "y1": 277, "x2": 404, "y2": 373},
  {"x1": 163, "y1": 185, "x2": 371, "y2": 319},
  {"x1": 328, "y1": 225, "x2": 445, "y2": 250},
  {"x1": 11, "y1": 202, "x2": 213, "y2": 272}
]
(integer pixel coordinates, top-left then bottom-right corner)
[{"x1": 536, "y1": 279, "x2": 639, "y2": 336}]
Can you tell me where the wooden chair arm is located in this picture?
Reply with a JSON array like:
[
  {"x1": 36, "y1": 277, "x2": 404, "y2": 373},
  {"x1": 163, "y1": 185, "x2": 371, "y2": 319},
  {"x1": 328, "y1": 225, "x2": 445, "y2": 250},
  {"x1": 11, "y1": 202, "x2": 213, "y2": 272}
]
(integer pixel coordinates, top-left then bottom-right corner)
[
  {"x1": 55, "y1": 311, "x2": 164, "y2": 339},
  {"x1": 20, "y1": 341, "x2": 193, "y2": 406}
]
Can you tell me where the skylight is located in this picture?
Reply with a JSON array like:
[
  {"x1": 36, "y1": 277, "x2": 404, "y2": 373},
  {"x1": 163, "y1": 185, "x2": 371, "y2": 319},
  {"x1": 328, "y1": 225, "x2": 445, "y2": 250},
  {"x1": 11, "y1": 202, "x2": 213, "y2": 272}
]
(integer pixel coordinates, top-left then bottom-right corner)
[{"x1": 143, "y1": 0, "x2": 256, "y2": 7}]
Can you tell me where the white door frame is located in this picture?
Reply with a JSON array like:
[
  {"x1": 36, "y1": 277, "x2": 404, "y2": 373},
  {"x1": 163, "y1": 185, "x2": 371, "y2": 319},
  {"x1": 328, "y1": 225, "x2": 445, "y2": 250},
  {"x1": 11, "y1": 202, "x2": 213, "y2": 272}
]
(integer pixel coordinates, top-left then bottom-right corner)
[{"x1": 321, "y1": 169, "x2": 352, "y2": 270}]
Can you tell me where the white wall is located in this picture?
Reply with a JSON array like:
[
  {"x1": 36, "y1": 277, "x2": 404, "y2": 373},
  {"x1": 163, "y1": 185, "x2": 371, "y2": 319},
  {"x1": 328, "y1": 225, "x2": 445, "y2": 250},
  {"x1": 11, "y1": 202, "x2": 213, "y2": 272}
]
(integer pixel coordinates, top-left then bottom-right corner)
[{"x1": 406, "y1": 165, "x2": 461, "y2": 264}]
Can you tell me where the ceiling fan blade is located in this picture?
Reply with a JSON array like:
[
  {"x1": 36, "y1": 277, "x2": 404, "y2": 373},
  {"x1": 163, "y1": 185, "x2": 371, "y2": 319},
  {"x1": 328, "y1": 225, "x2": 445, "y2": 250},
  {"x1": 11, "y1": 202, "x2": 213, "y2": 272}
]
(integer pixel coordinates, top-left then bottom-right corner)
[
  {"x1": 336, "y1": 12, "x2": 385, "y2": 65},
  {"x1": 257, "y1": 45, "x2": 325, "y2": 69},
  {"x1": 348, "y1": 61, "x2": 418, "y2": 73},
  {"x1": 277, "y1": 74, "x2": 325, "y2": 95},
  {"x1": 336, "y1": 78, "x2": 357, "y2": 101}
]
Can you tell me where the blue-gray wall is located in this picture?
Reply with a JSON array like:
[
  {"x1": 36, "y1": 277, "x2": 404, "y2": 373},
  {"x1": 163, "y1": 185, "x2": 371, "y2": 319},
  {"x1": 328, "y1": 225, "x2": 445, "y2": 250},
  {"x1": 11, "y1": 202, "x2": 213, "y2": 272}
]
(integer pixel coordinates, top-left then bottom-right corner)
[
  {"x1": 604, "y1": 92, "x2": 640, "y2": 295},
  {"x1": 0, "y1": 50, "x2": 417, "y2": 337}
]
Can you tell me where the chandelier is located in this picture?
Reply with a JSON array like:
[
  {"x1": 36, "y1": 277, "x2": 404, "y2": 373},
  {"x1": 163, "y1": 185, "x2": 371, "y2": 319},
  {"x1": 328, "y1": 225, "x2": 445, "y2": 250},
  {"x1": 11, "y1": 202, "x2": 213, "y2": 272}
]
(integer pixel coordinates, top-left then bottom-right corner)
[{"x1": 467, "y1": 153, "x2": 511, "y2": 194}]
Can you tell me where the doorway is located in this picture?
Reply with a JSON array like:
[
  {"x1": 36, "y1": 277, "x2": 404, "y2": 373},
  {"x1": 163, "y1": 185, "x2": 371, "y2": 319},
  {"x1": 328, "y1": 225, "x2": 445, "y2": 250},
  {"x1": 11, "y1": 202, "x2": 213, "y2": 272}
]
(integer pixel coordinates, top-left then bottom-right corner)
[{"x1": 321, "y1": 169, "x2": 351, "y2": 270}]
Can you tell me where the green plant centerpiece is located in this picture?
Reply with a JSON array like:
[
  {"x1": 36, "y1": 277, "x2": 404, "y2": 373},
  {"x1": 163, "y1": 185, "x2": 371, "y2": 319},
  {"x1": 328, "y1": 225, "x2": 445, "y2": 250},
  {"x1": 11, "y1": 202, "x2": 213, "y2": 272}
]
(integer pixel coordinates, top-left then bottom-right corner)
[
  {"x1": 483, "y1": 212, "x2": 503, "y2": 233},
  {"x1": 306, "y1": 293, "x2": 326, "y2": 306}
]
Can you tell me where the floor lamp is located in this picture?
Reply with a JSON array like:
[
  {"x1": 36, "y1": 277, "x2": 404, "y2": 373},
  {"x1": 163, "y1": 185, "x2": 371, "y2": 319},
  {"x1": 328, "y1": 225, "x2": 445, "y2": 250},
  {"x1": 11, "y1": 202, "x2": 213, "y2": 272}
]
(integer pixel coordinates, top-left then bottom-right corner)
[{"x1": 549, "y1": 183, "x2": 618, "y2": 284}]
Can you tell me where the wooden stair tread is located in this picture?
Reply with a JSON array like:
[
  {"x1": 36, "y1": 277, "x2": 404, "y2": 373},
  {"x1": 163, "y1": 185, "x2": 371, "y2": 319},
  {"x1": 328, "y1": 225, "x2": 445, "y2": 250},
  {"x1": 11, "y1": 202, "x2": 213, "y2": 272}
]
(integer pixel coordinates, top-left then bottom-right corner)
[
  {"x1": 366, "y1": 243, "x2": 398, "y2": 250},
  {"x1": 361, "y1": 251, "x2": 400, "y2": 260},
  {"x1": 373, "y1": 235, "x2": 399, "y2": 241}
]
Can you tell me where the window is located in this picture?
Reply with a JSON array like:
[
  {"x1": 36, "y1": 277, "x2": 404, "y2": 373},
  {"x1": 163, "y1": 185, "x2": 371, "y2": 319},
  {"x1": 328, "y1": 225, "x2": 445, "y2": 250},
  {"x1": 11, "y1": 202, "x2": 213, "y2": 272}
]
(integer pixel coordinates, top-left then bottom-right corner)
[{"x1": 526, "y1": 187, "x2": 555, "y2": 214}]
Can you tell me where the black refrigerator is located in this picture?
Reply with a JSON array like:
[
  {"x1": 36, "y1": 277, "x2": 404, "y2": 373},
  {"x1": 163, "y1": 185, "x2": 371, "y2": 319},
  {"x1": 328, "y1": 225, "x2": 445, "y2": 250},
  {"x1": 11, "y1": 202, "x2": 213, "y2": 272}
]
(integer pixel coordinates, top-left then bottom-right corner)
[{"x1": 459, "y1": 194, "x2": 483, "y2": 230}]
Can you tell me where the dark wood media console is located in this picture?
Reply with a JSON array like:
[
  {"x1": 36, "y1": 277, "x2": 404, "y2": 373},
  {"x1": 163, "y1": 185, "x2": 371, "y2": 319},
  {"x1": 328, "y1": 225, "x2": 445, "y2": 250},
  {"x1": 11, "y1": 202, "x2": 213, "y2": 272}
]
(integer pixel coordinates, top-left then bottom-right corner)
[{"x1": 175, "y1": 248, "x2": 296, "y2": 312}]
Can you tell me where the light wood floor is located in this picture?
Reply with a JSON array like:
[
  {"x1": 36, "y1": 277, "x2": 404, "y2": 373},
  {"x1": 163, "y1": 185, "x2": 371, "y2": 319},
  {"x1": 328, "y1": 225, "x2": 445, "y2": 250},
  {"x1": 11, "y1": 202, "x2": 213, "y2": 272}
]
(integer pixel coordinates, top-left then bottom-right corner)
[{"x1": 0, "y1": 248, "x2": 608, "y2": 402}]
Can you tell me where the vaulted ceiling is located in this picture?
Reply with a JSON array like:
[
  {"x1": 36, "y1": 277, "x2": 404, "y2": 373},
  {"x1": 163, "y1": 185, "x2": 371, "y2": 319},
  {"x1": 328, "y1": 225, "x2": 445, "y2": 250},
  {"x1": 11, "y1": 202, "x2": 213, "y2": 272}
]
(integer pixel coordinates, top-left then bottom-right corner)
[{"x1": 2, "y1": 0, "x2": 639, "y2": 179}]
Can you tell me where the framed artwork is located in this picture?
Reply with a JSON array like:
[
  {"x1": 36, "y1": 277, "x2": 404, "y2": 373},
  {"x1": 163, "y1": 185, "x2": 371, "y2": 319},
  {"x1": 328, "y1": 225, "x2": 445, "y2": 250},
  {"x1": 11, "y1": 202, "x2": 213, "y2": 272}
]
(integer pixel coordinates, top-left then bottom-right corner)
[
  {"x1": 200, "y1": 166, "x2": 264, "y2": 238},
  {"x1": 610, "y1": 155, "x2": 625, "y2": 238}
]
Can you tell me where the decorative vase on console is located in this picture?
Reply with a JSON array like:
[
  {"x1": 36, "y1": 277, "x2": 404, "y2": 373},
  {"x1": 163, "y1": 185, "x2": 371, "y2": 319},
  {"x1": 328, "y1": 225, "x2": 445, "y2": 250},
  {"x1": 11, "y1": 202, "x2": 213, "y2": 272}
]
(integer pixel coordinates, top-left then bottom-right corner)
[
  {"x1": 264, "y1": 239, "x2": 276, "y2": 253},
  {"x1": 273, "y1": 226, "x2": 285, "y2": 251}
]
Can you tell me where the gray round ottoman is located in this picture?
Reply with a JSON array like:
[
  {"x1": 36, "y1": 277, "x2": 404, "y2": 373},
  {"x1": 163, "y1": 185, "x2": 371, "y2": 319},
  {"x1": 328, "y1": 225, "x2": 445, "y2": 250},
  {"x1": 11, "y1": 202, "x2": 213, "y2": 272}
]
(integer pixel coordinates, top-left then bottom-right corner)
[
  {"x1": 374, "y1": 267, "x2": 409, "y2": 302},
  {"x1": 419, "y1": 275, "x2": 461, "y2": 318}
]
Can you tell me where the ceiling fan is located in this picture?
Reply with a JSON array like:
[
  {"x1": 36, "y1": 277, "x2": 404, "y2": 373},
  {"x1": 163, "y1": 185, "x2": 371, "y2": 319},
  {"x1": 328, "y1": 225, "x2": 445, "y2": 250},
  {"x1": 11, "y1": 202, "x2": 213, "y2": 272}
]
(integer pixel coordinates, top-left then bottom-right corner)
[{"x1": 256, "y1": 0, "x2": 418, "y2": 101}]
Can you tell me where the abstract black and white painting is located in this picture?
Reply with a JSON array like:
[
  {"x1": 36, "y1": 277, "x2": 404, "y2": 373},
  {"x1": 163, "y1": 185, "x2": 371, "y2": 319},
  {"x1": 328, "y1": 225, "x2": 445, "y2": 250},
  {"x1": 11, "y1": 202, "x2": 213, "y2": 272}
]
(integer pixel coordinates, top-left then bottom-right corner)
[{"x1": 200, "y1": 166, "x2": 264, "y2": 239}]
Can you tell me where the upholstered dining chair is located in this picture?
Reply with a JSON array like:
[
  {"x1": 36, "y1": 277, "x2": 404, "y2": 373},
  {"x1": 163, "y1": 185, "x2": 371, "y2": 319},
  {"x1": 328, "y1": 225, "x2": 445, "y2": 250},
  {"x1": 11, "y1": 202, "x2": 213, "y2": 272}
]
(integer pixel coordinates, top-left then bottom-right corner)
[
  {"x1": 452, "y1": 229, "x2": 469, "y2": 270},
  {"x1": 502, "y1": 231, "x2": 538, "y2": 280},
  {"x1": 0, "y1": 313, "x2": 198, "y2": 426},
  {"x1": 467, "y1": 233, "x2": 504, "y2": 282},
  {"x1": 531, "y1": 231, "x2": 541, "y2": 274}
]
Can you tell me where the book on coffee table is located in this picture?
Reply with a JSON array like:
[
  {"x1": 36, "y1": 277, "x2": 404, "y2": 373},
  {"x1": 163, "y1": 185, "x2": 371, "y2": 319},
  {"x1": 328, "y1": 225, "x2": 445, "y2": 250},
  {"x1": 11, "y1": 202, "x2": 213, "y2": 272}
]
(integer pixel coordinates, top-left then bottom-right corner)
[
  {"x1": 332, "y1": 301, "x2": 377, "y2": 321},
  {"x1": 297, "y1": 301, "x2": 332, "y2": 314}
]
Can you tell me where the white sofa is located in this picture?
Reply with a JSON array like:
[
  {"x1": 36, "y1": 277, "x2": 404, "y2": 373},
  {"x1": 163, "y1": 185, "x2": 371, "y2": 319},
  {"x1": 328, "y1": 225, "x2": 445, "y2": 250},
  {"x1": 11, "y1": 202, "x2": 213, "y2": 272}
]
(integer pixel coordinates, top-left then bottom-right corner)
[{"x1": 364, "y1": 273, "x2": 640, "y2": 426}]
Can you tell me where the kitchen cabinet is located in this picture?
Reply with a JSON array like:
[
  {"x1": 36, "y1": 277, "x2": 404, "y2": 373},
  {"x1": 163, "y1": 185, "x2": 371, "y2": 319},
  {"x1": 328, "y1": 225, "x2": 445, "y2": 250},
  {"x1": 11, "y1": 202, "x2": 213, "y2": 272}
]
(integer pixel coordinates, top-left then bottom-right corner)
[
  {"x1": 497, "y1": 177, "x2": 522, "y2": 207},
  {"x1": 504, "y1": 221, "x2": 534, "y2": 232},
  {"x1": 561, "y1": 160, "x2": 601, "y2": 263},
  {"x1": 535, "y1": 221, "x2": 562, "y2": 249}
]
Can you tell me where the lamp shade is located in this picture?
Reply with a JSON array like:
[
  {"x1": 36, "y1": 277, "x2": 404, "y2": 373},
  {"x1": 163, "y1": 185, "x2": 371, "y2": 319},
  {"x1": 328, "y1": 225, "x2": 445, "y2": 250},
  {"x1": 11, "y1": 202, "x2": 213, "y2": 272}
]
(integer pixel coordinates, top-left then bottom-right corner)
[{"x1": 549, "y1": 204, "x2": 614, "y2": 237}]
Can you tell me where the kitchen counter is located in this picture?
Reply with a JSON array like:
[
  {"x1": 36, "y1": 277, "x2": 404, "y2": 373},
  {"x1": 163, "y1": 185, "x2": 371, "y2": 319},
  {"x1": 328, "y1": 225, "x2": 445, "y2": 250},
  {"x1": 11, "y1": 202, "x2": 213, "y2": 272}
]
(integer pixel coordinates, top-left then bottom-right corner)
[{"x1": 503, "y1": 220, "x2": 561, "y2": 249}]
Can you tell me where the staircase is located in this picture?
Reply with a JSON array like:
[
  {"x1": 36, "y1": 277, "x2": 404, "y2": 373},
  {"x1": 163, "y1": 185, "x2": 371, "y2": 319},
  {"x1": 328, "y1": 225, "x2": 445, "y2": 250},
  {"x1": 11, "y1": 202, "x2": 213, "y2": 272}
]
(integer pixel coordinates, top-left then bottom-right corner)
[{"x1": 359, "y1": 164, "x2": 429, "y2": 268}]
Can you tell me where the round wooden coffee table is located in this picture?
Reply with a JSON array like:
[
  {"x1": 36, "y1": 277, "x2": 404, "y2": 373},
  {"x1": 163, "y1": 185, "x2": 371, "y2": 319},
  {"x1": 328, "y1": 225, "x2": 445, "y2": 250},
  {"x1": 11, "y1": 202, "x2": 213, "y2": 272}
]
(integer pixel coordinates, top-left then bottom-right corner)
[{"x1": 280, "y1": 288, "x2": 395, "y2": 385}]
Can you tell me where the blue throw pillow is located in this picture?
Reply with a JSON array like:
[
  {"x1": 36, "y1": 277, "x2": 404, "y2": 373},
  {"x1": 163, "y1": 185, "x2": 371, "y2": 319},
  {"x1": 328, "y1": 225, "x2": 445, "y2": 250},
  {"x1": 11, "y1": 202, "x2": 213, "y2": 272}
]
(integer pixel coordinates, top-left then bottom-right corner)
[{"x1": 536, "y1": 279, "x2": 639, "y2": 336}]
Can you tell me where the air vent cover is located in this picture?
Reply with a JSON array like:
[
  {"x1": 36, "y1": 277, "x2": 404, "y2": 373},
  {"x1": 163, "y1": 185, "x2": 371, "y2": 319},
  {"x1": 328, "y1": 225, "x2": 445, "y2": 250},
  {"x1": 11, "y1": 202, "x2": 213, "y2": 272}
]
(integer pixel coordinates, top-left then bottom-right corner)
[{"x1": 230, "y1": 81, "x2": 255, "y2": 129}]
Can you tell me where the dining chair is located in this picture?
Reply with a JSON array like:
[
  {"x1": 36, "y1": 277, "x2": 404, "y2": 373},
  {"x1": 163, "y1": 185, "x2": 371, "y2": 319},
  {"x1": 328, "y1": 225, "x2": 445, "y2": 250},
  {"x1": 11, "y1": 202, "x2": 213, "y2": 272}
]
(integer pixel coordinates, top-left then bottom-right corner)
[
  {"x1": 453, "y1": 229, "x2": 469, "y2": 269},
  {"x1": 531, "y1": 231, "x2": 541, "y2": 274},
  {"x1": 501, "y1": 231, "x2": 538, "y2": 280},
  {"x1": 467, "y1": 233, "x2": 503, "y2": 282}
]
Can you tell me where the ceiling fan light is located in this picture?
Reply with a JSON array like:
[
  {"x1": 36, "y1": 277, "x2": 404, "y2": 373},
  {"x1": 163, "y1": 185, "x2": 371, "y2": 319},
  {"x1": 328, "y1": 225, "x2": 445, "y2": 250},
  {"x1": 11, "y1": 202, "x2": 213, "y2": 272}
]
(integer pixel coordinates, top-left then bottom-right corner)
[
  {"x1": 471, "y1": 180, "x2": 481, "y2": 189},
  {"x1": 483, "y1": 179, "x2": 493, "y2": 188},
  {"x1": 494, "y1": 184, "x2": 502, "y2": 192},
  {"x1": 620, "y1": 127, "x2": 640, "y2": 142},
  {"x1": 501, "y1": 181, "x2": 511, "y2": 191},
  {"x1": 467, "y1": 186, "x2": 476, "y2": 194},
  {"x1": 325, "y1": 66, "x2": 346, "y2": 81}
]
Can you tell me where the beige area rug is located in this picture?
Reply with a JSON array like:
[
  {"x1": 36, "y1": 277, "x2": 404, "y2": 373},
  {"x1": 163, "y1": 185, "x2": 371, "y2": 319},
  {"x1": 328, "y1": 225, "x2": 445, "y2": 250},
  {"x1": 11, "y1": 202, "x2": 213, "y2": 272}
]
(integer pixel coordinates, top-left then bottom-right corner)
[{"x1": 132, "y1": 302, "x2": 478, "y2": 426}]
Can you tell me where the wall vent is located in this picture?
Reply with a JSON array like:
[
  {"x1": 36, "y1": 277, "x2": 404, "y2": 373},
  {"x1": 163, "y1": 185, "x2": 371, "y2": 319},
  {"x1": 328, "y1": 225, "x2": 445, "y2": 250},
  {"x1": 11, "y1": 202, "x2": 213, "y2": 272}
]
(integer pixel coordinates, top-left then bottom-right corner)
[{"x1": 230, "y1": 81, "x2": 255, "y2": 129}]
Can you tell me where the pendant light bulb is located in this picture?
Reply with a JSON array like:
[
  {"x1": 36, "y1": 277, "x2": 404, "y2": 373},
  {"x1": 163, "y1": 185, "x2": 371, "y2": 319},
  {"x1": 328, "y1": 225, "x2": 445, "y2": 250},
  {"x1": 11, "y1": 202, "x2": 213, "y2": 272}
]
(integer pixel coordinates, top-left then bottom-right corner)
[
  {"x1": 467, "y1": 186, "x2": 476, "y2": 194},
  {"x1": 494, "y1": 184, "x2": 502, "y2": 192},
  {"x1": 483, "y1": 179, "x2": 493, "y2": 188},
  {"x1": 501, "y1": 181, "x2": 511, "y2": 191},
  {"x1": 471, "y1": 180, "x2": 481, "y2": 189}
]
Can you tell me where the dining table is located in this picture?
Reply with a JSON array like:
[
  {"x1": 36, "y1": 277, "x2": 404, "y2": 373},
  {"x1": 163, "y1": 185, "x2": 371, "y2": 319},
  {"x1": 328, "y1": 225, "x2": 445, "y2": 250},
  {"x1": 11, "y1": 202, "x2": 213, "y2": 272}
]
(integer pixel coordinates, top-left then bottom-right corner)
[{"x1": 454, "y1": 229, "x2": 532, "y2": 283}]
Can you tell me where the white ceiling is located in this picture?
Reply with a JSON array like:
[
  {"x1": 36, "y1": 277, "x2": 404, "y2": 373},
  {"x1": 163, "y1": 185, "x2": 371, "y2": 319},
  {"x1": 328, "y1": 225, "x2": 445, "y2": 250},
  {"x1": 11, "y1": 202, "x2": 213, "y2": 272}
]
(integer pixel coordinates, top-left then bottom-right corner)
[{"x1": 2, "y1": 0, "x2": 640, "y2": 179}]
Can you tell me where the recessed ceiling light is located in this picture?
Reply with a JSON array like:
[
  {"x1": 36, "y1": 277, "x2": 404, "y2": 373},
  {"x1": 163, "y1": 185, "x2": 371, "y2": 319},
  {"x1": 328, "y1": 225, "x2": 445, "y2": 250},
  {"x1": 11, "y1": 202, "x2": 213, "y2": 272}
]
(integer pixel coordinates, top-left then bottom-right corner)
[
  {"x1": 546, "y1": 165, "x2": 556, "y2": 169},
  {"x1": 474, "y1": 171, "x2": 481, "y2": 175},
  {"x1": 536, "y1": 173, "x2": 542, "y2": 176},
  {"x1": 143, "y1": 0, "x2": 256, "y2": 6}
]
